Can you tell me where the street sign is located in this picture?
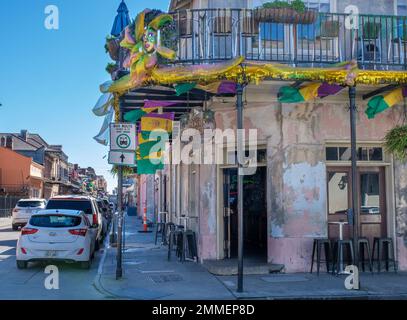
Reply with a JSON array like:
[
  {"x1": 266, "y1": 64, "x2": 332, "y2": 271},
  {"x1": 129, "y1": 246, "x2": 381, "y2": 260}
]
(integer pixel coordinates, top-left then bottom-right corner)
[
  {"x1": 110, "y1": 123, "x2": 136, "y2": 151},
  {"x1": 108, "y1": 151, "x2": 136, "y2": 166}
]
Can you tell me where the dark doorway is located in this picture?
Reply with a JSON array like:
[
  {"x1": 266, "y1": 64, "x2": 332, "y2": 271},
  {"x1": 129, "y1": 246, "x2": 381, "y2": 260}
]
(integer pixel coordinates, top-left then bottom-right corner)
[{"x1": 223, "y1": 167, "x2": 267, "y2": 260}]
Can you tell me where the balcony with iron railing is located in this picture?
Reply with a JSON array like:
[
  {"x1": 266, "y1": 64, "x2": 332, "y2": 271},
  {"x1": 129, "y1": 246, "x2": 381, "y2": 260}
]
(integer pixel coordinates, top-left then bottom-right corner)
[
  {"x1": 169, "y1": 8, "x2": 407, "y2": 70},
  {"x1": 0, "y1": 184, "x2": 30, "y2": 196}
]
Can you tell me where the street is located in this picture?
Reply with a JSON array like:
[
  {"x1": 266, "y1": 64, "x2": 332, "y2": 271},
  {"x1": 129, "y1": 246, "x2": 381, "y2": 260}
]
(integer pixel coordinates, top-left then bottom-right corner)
[{"x1": 0, "y1": 223, "x2": 110, "y2": 300}]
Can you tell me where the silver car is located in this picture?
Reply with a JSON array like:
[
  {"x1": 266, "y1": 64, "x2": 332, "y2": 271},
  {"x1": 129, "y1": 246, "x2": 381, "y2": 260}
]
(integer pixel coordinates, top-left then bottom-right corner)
[{"x1": 12, "y1": 199, "x2": 47, "y2": 231}]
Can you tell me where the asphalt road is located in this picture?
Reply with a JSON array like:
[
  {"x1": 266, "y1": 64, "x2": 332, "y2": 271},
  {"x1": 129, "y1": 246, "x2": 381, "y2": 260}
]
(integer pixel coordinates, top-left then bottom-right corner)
[{"x1": 0, "y1": 223, "x2": 110, "y2": 300}]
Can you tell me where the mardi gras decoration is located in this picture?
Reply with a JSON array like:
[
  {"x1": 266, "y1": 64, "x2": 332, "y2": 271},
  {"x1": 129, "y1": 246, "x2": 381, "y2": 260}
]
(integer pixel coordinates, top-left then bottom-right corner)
[
  {"x1": 120, "y1": 9, "x2": 176, "y2": 87},
  {"x1": 366, "y1": 87, "x2": 407, "y2": 119},
  {"x1": 278, "y1": 82, "x2": 344, "y2": 103},
  {"x1": 94, "y1": 8, "x2": 407, "y2": 155}
]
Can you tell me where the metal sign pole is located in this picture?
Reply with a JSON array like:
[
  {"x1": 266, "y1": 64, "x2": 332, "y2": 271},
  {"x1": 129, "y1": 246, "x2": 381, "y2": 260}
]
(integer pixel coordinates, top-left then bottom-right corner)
[{"x1": 116, "y1": 102, "x2": 124, "y2": 280}]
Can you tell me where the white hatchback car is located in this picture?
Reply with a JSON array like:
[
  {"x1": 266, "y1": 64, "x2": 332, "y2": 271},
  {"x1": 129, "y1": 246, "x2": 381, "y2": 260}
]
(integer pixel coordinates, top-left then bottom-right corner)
[
  {"x1": 12, "y1": 199, "x2": 47, "y2": 230},
  {"x1": 16, "y1": 209, "x2": 96, "y2": 269}
]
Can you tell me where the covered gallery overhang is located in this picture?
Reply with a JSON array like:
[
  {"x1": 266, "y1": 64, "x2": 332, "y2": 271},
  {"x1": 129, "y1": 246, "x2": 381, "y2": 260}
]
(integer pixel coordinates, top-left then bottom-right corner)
[{"x1": 120, "y1": 85, "x2": 236, "y2": 121}]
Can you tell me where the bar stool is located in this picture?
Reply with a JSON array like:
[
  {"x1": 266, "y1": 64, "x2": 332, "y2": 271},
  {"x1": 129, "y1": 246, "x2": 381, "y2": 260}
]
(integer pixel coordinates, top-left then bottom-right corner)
[
  {"x1": 372, "y1": 237, "x2": 397, "y2": 273},
  {"x1": 332, "y1": 239, "x2": 354, "y2": 275},
  {"x1": 167, "y1": 228, "x2": 183, "y2": 261},
  {"x1": 310, "y1": 238, "x2": 333, "y2": 275},
  {"x1": 356, "y1": 237, "x2": 373, "y2": 273}
]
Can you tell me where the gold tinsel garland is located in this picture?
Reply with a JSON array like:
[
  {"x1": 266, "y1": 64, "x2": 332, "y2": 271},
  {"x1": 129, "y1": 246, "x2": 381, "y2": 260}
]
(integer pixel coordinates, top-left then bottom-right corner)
[{"x1": 107, "y1": 58, "x2": 407, "y2": 98}]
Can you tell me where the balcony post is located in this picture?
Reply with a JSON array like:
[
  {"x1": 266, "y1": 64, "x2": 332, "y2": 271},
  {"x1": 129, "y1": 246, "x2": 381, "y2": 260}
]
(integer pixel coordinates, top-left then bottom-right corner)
[
  {"x1": 236, "y1": 82, "x2": 244, "y2": 293},
  {"x1": 349, "y1": 86, "x2": 359, "y2": 268}
]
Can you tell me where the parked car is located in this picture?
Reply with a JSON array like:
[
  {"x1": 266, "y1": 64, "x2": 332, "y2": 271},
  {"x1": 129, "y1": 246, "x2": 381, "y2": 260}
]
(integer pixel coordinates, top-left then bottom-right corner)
[
  {"x1": 102, "y1": 199, "x2": 113, "y2": 216},
  {"x1": 16, "y1": 209, "x2": 96, "y2": 269},
  {"x1": 12, "y1": 199, "x2": 47, "y2": 231},
  {"x1": 45, "y1": 196, "x2": 103, "y2": 250},
  {"x1": 96, "y1": 199, "x2": 110, "y2": 238}
]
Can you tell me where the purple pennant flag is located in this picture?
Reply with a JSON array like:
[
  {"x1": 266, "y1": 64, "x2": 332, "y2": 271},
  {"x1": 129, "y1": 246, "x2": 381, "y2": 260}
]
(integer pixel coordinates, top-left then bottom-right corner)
[
  {"x1": 144, "y1": 100, "x2": 177, "y2": 109},
  {"x1": 317, "y1": 83, "x2": 344, "y2": 98},
  {"x1": 402, "y1": 86, "x2": 407, "y2": 97},
  {"x1": 217, "y1": 81, "x2": 237, "y2": 94},
  {"x1": 144, "y1": 112, "x2": 175, "y2": 121}
]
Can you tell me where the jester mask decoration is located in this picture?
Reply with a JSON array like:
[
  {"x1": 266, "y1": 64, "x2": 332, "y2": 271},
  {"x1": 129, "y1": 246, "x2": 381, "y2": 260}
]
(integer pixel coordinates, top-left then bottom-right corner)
[{"x1": 120, "y1": 9, "x2": 176, "y2": 87}]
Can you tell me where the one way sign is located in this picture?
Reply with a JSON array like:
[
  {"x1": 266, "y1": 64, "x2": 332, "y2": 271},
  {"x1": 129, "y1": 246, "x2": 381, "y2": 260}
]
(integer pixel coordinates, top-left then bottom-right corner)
[{"x1": 108, "y1": 151, "x2": 136, "y2": 166}]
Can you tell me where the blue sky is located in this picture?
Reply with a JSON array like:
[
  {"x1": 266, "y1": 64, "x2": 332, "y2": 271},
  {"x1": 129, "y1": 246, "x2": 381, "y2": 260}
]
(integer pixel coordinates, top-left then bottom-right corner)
[{"x1": 0, "y1": 0, "x2": 169, "y2": 192}]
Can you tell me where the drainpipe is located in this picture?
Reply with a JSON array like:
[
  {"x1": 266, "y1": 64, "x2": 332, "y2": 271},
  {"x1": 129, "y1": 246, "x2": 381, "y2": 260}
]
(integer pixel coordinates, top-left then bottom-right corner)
[
  {"x1": 349, "y1": 86, "x2": 359, "y2": 267},
  {"x1": 236, "y1": 82, "x2": 244, "y2": 292}
]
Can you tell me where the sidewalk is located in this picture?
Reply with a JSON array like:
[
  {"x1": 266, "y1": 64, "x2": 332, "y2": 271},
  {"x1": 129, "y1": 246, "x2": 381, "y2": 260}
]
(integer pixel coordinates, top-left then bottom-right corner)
[
  {"x1": 95, "y1": 215, "x2": 407, "y2": 300},
  {"x1": 0, "y1": 217, "x2": 11, "y2": 228}
]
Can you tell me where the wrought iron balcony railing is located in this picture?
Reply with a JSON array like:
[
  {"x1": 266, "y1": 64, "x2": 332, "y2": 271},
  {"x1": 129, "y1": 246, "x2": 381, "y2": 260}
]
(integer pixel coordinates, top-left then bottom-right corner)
[{"x1": 170, "y1": 9, "x2": 407, "y2": 70}]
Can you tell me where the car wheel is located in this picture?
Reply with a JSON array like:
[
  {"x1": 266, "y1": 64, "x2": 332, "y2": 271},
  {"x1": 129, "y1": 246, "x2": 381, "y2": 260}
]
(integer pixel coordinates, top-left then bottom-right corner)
[
  {"x1": 16, "y1": 260, "x2": 28, "y2": 269},
  {"x1": 80, "y1": 260, "x2": 91, "y2": 269},
  {"x1": 12, "y1": 224, "x2": 19, "y2": 231}
]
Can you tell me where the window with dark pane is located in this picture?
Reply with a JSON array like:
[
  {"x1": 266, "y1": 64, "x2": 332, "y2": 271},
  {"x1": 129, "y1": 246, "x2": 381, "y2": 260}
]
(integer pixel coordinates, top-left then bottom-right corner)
[
  {"x1": 326, "y1": 147, "x2": 338, "y2": 161},
  {"x1": 257, "y1": 149, "x2": 267, "y2": 163},
  {"x1": 369, "y1": 147, "x2": 383, "y2": 161},
  {"x1": 358, "y1": 147, "x2": 368, "y2": 161}
]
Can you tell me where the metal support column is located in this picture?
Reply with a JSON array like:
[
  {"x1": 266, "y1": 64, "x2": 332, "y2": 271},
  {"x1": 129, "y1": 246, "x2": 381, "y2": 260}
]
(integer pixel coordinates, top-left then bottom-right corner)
[
  {"x1": 236, "y1": 83, "x2": 244, "y2": 293},
  {"x1": 349, "y1": 86, "x2": 359, "y2": 267}
]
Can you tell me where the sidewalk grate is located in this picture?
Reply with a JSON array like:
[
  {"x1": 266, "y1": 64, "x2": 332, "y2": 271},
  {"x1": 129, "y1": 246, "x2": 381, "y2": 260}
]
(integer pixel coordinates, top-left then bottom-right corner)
[{"x1": 149, "y1": 274, "x2": 183, "y2": 284}]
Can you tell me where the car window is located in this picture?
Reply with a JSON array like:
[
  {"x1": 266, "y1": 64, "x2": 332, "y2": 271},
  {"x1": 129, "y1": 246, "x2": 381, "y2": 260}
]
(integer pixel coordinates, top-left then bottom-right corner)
[
  {"x1": 46, "y1": 200, "x2": 93, "y2": 215},
  {"x1": 82, "y1": 215, "x2": 91, "y2": 226},
  {"x1": 30, "y1": 215, "x2": 82, "y2": 228},
  {"x1": 17, "y1": 201, "x2": 44, "y2": 208}
]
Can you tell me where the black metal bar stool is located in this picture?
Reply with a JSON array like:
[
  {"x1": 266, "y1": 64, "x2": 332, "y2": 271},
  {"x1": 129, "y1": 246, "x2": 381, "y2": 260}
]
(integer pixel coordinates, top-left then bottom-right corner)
[
  {"x1": 332, "y1": 239, "x2": 354, "y2": 275},
  {"x1": 356, "y1": 237, "x2": 373, "y2": 272},
  {"x1": 310, "y1": 238, "x2": 333, "y2": 275},
  {"x1": 167, "y1": 228, "x2": 183, "y2": 261},
  {"x1": 372, "y1": 237, "x2": 397, "y2": 273}
]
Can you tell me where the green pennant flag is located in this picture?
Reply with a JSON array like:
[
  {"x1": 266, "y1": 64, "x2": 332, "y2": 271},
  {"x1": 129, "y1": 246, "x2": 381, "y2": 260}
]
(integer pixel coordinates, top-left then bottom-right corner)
[
  {"x1": 124, "y1": 109, "x2": 148, "y2": 123},
  {"x1": 139, "y1": 140, "x2": 164, "y2": 158},
  {"x1": 365, "y1": 87, "x2": 404, "y2": 119},
  {"x1": 136, "y1": 159, "x2": 164, "y2": 175},
  {"x1": 175, "y1": 82, "x2": 197, "y2": 96}
]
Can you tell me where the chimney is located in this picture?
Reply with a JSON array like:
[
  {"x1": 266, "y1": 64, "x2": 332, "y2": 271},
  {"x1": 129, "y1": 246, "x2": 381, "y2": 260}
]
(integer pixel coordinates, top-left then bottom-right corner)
[
  {"x1": 5, "y1": 136, "x2": 13, "y2": 149},
  {"x1": 20, "y1": 130, "x2": 28, "y2": 141}
]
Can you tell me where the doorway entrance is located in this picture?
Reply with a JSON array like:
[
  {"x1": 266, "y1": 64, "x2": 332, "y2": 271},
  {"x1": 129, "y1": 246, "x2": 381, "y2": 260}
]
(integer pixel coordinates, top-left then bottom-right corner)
[
  {"x1": 223, "y1": 167, "x2": 267, "y2": 260},
  {"x1": 327, "y1": 166, "x2": 387, "y2": 245}
]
